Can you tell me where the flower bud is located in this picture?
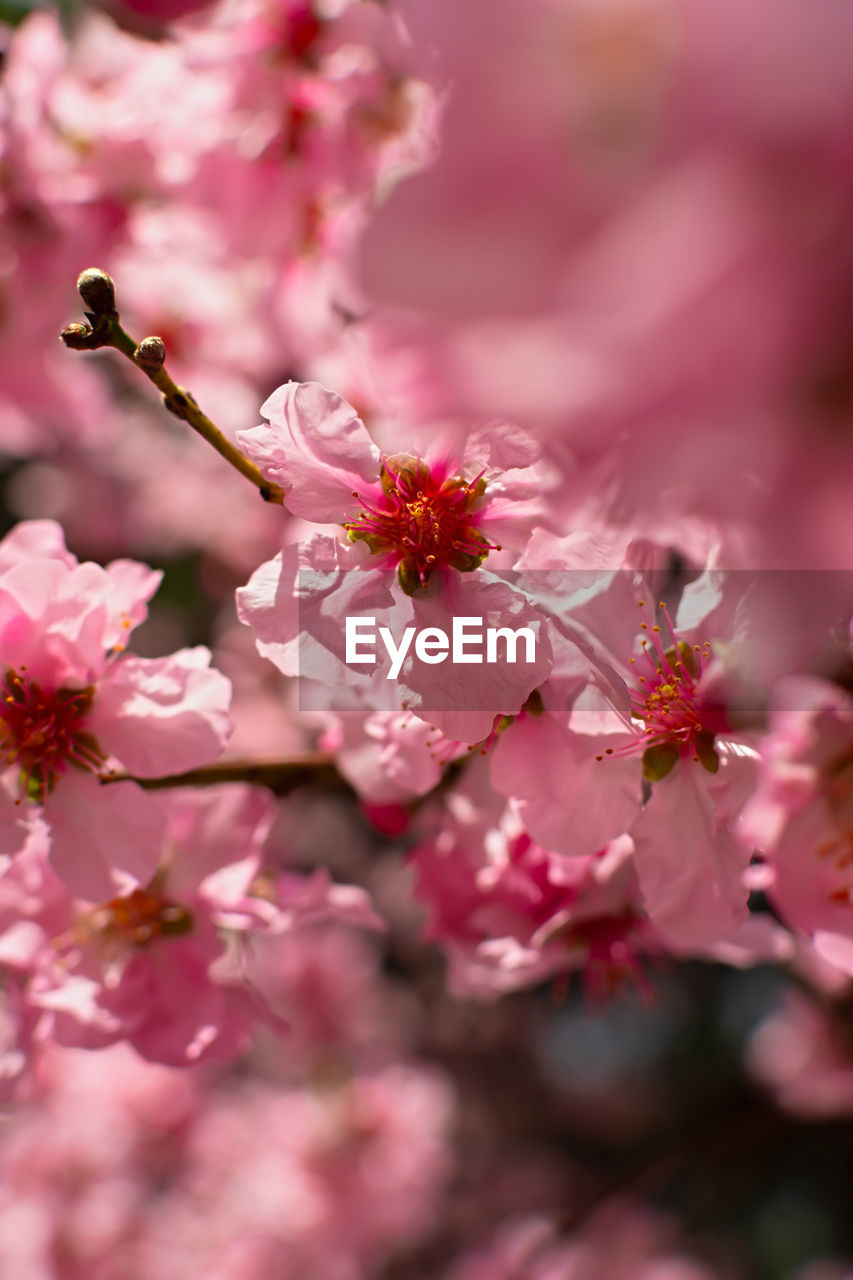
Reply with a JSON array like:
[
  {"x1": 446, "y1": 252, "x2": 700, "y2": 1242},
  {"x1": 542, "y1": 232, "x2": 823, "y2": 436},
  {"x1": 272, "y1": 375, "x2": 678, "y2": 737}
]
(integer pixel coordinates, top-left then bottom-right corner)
[
  {"x1": 59, "y1": 322, "x2": 94, "y2": 350},
  {"x1": 76, "y1": 268, "x2": 117, "y2": 316},
  {"x1": 134, "y1": 336, "x2": 166, "y2": 372}
]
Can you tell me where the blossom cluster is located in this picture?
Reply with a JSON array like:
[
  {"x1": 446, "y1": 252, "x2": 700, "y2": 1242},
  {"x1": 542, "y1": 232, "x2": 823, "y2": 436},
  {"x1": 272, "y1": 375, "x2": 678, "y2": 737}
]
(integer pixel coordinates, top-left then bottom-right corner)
[{"x1": 3, "y1": 0, "x2": 853, "y2": 1275}]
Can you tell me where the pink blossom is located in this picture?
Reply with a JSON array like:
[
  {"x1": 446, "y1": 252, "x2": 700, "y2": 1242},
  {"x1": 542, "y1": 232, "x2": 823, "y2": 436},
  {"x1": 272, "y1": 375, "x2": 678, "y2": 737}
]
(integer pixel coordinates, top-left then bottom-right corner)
[
  {"x1": 20, "y1": 785, "x2": 274, "y2": 1066},
  {"x1": 134, "y1": 1064, "x2": 454, "y2": 1280},
  {"x1": 237, "y1": 381, "x2": 547, "y2": 591},
  {"x1": 409, "y1": 758, "x2": 660, "y2": 999},
  {"x1": 323, "y1": 709, "x2": 470, "y2": 804},
  {"x1": 747, "y1": 988, "x2": 853, "y2": 1118},
  {"x1": 0, "y1": 520, "x2": 232, "y2": 898},
  {"x1": 490, "y1": 569, "x2": 758, "y2": 946},
  {"x1": 237, "y1": 381, "x2": 554, "y2": 741},
  {"x1": 741, "y1": 677, "x2": 853, "y2": 961}
]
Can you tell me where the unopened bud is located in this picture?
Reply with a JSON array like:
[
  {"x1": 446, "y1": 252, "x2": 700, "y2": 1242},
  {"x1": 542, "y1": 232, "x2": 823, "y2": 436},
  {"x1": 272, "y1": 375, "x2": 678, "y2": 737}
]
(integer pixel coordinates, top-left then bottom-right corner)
[
  {"x1": 60, "y1": 321, "x2": 95, "y2": 350},
  {"x1": 76, "y1": 268, "x2": 116, "y2": 316},
  {"x1": 134, "y1": 336, "x2": 166, "y2": 372}
]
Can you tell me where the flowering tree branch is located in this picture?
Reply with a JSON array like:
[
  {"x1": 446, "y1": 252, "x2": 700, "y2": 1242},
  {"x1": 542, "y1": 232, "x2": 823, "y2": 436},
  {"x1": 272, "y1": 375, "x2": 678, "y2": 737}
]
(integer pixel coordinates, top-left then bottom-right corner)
[
  {"x1": 103, "y1": 754, "x2": 350, "y2": 797},
  {"x1": 60, "y1": 268, "x2": 285, "y2": 505}
]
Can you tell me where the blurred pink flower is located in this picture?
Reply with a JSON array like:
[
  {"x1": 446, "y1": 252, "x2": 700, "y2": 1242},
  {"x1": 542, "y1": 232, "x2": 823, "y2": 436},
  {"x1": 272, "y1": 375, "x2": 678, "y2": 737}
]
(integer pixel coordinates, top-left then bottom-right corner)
[{"x1": 742, "y1": 676, "x2": 853, "y2": 963}]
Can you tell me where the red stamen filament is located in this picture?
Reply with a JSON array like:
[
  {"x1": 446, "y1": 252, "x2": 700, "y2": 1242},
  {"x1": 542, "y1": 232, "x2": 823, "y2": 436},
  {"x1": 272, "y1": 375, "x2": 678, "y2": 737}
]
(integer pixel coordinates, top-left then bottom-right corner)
[{"x1": 0, "y1": 667, "x2": 106, "y2": 800}]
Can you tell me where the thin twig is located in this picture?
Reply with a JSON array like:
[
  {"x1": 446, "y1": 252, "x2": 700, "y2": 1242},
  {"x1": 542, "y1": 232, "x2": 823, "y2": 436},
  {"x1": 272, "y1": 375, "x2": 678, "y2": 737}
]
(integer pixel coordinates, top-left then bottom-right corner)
[{"x1": 60, "y1": 269, "x2": 285, "y2": 505}]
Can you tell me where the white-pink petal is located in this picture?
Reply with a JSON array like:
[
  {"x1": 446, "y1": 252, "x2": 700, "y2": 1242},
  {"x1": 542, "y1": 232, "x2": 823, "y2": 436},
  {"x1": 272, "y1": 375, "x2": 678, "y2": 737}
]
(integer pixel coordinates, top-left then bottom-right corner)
[
  {"x1": 237, "y1": 380, "x2": 381, "y2": 523},
  {"x1": 91, "y1": 648, "x2": 232, "y2": 778}
]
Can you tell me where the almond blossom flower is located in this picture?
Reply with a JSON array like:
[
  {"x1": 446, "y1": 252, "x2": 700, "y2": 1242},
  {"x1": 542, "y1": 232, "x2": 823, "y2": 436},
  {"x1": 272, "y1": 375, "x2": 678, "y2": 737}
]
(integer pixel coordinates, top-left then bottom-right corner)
[
  {"x1": 0, "y1": 520, "x2": 232, "y2": 899},
  {"x1": 490, "y1": 566, "x2": 758, "y2": 947},
  {"x1": 741, "y1": 676, "x2": 853, "y2": 970},
  {"x1": 322, "y1": 708, "x2": 471, "y2": 806},
  {"x1": 236, "y1": 381, "x2": 547, "y2": 594},
  {"x1": 26, "y1": 785, "x2": 280, "y2": 1067},
  {"x1": 0, "y1": 784, "x2": 387, "y2": 1070},
  {"x1": 236, "y1": 381, "x2": 553, "y2": 741},
  {"x1": 411, "y1": 767, "x2": 661, "y2": 1001},
  {"x1": 118, "y1": 1063, "x2": 454, "y2": 1280}
]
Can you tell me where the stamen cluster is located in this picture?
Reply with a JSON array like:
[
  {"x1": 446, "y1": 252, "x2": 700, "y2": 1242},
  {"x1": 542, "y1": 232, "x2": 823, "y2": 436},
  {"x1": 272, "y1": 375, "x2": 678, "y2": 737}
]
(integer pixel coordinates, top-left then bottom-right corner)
[
  {"x1": 72, "y1": 884, "x2": 194, "y2": 953},
  {"x1": 345, "y1": 454, "x2": 499, "y2": 594},
  {"x1": 631, "y1": 601, "x2": 719, "y2": 778},
  {"x1": 597, "y1": 602, "x2": 720, "y2": 780},
  {"x1": 0, "y1": 667, "x2": 106, "y2": 800}
]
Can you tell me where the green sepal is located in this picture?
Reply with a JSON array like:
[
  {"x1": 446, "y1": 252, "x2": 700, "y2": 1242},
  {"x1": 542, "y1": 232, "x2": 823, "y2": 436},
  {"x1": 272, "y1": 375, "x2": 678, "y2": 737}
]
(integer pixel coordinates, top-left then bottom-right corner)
[
  {"x1": 381, "y1": 454, "x2": 422, "y2": 494},
  {"x1": 25, "y1": 769, "x2": 48, "y2": 805},
  {"x1": 447, "y1": 548, "x2": 488, "y2": 573},
  {"x1": 642, "y1": 741, "x2": 680, "y2": 781},
  {"x1": 347, "y1": 528, "x2": 386, "y2": 555},
  {"x1": 663, "y1": 640, "x2": 698, "y2": 678},
  {"x1": 694, "y1": 730, "x2": 719, "y2": 774},
  {"x1": 157, "y1": 904, "x2": 195, "y2": 939},
  {"x1": 397, "y1": 560, "x2": 424, "y2": 596},
  {"x1": 448, "y1": 528, "x2": 490, "y2": 573},
  {"x1": 522, "y1": 688, "x2": 544, "y2": 717}
]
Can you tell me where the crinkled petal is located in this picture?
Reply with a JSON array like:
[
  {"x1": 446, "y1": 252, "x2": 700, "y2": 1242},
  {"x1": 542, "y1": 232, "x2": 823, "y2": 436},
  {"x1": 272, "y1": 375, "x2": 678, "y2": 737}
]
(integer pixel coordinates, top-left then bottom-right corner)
[
  {"x1": 0, "y1": 519, "x2": 78, "y2": 571},
  {"x1": 237, "y1": 380, "x2": 381, "y2": 523},
  {"x1": 631, "y1": 761, "x2": 750, "y2": 949},
  {"x1": 163, "y1": 785, "x2": 275, "y2": 903},
  {"x1": 91, "y1": 648, "x2": 232, "y2": 777},
  {"x1": 102, "y1": 559, "x2": 163, "y2": 647},
  {"x1": 237, "y1": 535, "x2": 396, "y2": 700}
]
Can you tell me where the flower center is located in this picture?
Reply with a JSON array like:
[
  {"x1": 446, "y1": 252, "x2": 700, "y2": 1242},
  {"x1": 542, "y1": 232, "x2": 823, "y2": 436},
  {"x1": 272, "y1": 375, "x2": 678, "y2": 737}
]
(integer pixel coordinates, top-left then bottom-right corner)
[
  {"x1": 59, "y1": 884, "x2": 195, "y2": 960},
  {"x1": 632, "y1": 602, "x2": 720, "y2": 778},
  {"x1": 345, "y1": 455, "x2": 500, "y2": 595},
  {"x1": 91, "y1": 887, "x2": 194, "y2": 948},
  {"x1": 596, "y1": 601, "x2": 721, "y2": 780},
  {"x1": 0, "y1": 667, "x2": 106, "y2": 801}
]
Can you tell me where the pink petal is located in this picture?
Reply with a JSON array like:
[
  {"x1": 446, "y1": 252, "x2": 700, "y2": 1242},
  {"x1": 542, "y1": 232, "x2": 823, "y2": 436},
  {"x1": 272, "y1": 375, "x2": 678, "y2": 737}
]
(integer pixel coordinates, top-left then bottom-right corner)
[
  {"x1": 399, "y1": 573, "x2": 554, "y2": 743},
  {"x1": 91, "y1": 648, "x2": 232, "y2": 778},
  {"x1": 237, "y1": 381, "x2": 381, "y2": 523},
  {"x1": 490, "y1": 713, "x2": 642, "y2": 857},
  {"x1": 47, "y1": 775, "x2": 168, "y2": 900},
  {"x1": 631, "y1": 762, "x2": 750, "y2": 949},
  {"x1": 0, "y1": 520, "x2": 78, "y2": 571}
]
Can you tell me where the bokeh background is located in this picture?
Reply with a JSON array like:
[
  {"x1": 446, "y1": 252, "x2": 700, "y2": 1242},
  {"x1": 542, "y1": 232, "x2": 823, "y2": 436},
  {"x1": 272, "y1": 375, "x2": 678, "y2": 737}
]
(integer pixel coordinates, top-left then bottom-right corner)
[{"x1": 2, "y1": 1, "x2": 853, "y2": 1276}]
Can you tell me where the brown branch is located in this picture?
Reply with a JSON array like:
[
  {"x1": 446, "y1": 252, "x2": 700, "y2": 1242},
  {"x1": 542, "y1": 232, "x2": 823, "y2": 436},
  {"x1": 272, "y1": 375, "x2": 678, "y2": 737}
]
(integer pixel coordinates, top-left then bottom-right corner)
[
  {"x1": 102, "y1": 754, "x2": 351, "y2": 798},
  {"x1": 60, "y1": 269, "x2": 285, "y2": 505}
]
